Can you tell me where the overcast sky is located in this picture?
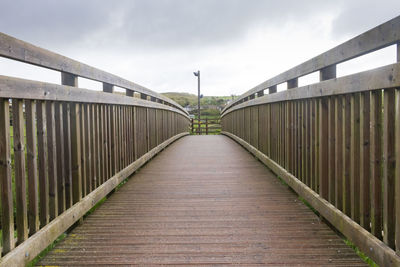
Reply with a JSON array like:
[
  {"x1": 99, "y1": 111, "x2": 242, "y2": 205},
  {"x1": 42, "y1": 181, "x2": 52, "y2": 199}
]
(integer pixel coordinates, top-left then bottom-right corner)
[{"x1": 0, "y1": 0, "x2": 399, "y2": 96}]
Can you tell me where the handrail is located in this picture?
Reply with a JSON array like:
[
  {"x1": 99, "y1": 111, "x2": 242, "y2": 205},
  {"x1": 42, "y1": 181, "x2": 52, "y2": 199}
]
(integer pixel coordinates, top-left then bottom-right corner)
[
  {"x1": 222, "y1": 15, "x2": 400, "y2": 115},
  {"x1": 0, "y1": 32, "x2": 188, "y2": 115}
]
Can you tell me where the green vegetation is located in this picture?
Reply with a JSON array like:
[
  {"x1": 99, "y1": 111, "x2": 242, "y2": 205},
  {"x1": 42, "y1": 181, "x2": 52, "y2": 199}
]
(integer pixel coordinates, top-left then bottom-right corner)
[{"x1": 161, "y1": 92, "x2": 232, "y2": 110}]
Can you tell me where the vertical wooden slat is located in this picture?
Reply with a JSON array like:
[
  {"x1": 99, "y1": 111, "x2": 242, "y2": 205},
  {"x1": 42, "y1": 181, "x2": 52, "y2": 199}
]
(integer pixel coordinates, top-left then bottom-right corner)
[
  {"x1": 62, "y1": 103, "x2": 72, "y2": 209},
  {"x1": 25, "y1": 100, "x2": 39, "y2": 235},
  {"x1": 343, "y1": 94, "x2": 351, "y2": 217},
  {"x1": 110, "y1": 106, "x2": 116, "y2": 175},
  {"x1": 37, "y1": 101, "x2": 49, "y2": 227},
  {"x1": 84, "y1": 104, "x2": 91, "y2": 194},
  {"x1": 46, "y1": 101, "x2": 58, "y2": 220},
  {"x1": 383, "y1": 88, "x2": 395, "y2": 248},
  {"x1": 70, "y1": 103, "x2": 82, "y2": 204},
  {"x1": 55, "y1": 103, "x2": 65, "y2": 214},
  {"x1": 12, "y1": 99, "x2": 28, "y2": 244},
  {"x1": 0, "y1": 98, "x2": 14, "y2": 253},
  {"x1": 92, "y1": 104, "x2": 99, "y2": 190},
  {"x1": 360, "y1": 92, "x2": 371, "y2": 230},
  {"x1": 97, "y1": 105, "x2": 102, "y2": 186},
  {"x1": 350, "y1": 93, "x2": 361, "y2": 223},
  {"x1": 335, "y1": 96, "x2": 343, "y2": 211},
  {"x1": 395, "y1": 87, "x2": 400, "y2": 255},
  {"x1": 80, "y1": 104, "x2": 87, "y2": 197},
  {"x1": 328, "y1": 97, "x2": 336, "y2": 204},
  {"x1": 370, "y1": 90, "x2": 383, "y2": 240},
  {"x1": 319, "y1": 97, "x2": 329, "y2": 199}
]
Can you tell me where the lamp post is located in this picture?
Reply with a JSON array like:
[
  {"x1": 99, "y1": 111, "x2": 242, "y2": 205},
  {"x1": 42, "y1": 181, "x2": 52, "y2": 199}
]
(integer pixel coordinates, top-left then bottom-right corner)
[{"x1": 193, "y1": 70, "x2": 200, "y2": 134}]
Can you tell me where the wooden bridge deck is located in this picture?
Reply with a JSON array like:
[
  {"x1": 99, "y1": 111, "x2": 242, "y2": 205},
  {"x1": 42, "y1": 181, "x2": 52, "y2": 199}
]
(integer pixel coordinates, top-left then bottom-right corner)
[{"x1": 38, "y1": 135, "x2": 366, "y2": 266}]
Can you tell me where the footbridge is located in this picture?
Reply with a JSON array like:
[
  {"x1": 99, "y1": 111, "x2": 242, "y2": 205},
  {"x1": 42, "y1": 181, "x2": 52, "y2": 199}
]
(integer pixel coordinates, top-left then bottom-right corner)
[{"x1": 0, "y1": 16, "x2": 399, "y2": 266}]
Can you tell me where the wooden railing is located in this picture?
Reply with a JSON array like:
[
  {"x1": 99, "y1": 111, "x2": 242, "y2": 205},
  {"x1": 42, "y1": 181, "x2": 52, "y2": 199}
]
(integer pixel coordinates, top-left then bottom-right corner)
[
  {"x1": 221, "y1": 16, "x2": 400, "y2": 266},
  {"x1": 0, "y1": 33, "x2": 190, "y2": 266},
  {"x1": 191, "y1": 118, "x2": 221, "y2": 135}
]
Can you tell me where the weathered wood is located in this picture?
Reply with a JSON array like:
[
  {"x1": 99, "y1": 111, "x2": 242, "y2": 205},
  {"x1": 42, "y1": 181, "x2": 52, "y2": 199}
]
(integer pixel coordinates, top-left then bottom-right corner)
[
  {"x1": 360, "y1": 92, "x2": 371, "y2": 231},
  {"x1": 55, "y1": 103, "x2": 66, "y2": 214},
  {"x1": 370, "y1": 90, "x2": 383, "y2": 240},
  {"x1": 318, "y1": 97, "x2": 328, "y2": 198},
  {"x1": 25, "y1": 100, "x2": 40, "y2": 235},
  {"x1": 46, "y1": 101, "x2": 58, "y2": 220},
  {"x1": 0, "y1": 98, "x2": 14, "y2": 253},
  {"x1": 0, "y1": 132, "x2": 188, "y2": 266},
  {"x1": 335, "y1": 96, "x2": 343, "y2": 211},
  {"x1": 222, "y1": 63, "x2": 400, "y2": 116},
  {"x1": 327, "y1": 97, "x2": 336, "y2": 204},
  {"x1": 37, "y1": 101, "x2": 49, "y2": 227},
  {"x1": 0, "y1": 75, "x2": 189, "y2": 118},
  {"x1": 383, "y1": 88, "x2": 395, "y2": 248},
  {"x1": 70, "y1": 103, "x2": 82, "y2": 204},
  {"x1": 80, "y1": 104, "x2": 87, "y2": 196},
  {"x1": 287, "y1": 78, "x2": 298, "y2": 89},
  {"x1": 222, "y1": 131, "x2": 400, "y2": 267},
  {"x1": 62, "y1": 103, "x2": 72, "y2": 209},
  {"x1": 350, "y1": 93, "x2": 361, "y2": 224},
  {"x1": 343, "y1": 95, "x2": 351, "y2": 217},
  {"x1": 395, "y1": 88, "x2": 400, "y2": 255},
  {"x1": 12, "y1": 99, "x2": 28, "y2": 244}
]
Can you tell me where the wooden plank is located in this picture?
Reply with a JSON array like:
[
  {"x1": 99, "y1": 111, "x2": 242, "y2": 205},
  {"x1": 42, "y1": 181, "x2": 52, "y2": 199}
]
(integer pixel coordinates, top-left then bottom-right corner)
[
  {"x1": 85, "y1": 104, "x2": 92, "y2": 193},
  {"x1": 25, "y1": 100, "x2": 40, "y2": 235},
  {"x1": 221, "y1": 63, "x2": 400, "y2": 116},
  {"x1": 319, "y1": 97, "x2": 329, "y2": 199},
  {"x1": 37, "y1": 101, "x2": 49, "y2": 227},
  {"x1": 110, "y1": 106, "x2": 116, "y2": 175},
  {"x1": 0, "y1": 98, "x2": 14, "y2": 253},
  {"x1": 370, "y1": 90, "x2": 383, "y2": 240},
  {"x1": 12, "y1": 99, "x2": 29, "y2": 244},
  {"x1": 383, "y1": 88, "x2": 395, "y2": 248},
  {"x1": 80, "y1": 104, "x2": 87, "y2": 196},
  {"x1": 343, "y1": 95, "x2": 351, "y2": 217},
  {"x1": 46, "y1": 101, "x2": 58, "y2": 220},
  {"x1": 350, "y1": 93, "x2": 361, "y2": 223},
  {"x1": 335, "y1": 96, "x2": 343, "y2": 211},
  {"x1": 55, "y1": 102, "x2": 66, "y2": 214},
  {"x1": 326, "y1": 97, "x2": 335, "y2": 203},
  {"x1": 70, "y1": 103, "x2": 82, "y2": 204},
  {"x1": 395, "y1": 88, "x2": 400, "y2": 255},
  {"x1": 91, "y1": 104, "x2": 97, "y2": 191},
  {"x1": 222, "y1": 16, "x2": 400, "y2": 113},
  {"x1": 62, "y1": 103, "x2": 72, "y2": 209},
  {"x1": 360, "y1": 92, "x2": 371, "y2": 231}
]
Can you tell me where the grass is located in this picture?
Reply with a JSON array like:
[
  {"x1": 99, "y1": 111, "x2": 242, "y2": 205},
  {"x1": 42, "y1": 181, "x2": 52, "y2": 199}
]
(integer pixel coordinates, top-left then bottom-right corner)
[{"x1": 27, "y1": 232, "x2": 67, "y2": 266}]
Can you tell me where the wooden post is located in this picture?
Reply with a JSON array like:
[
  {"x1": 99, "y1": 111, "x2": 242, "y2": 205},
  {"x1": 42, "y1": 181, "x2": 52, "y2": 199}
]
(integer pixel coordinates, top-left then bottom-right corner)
[
  {"x1": 206, "y1": 118, "x2": 208, "y2": 135},
  {"x1": 257, "y1": 90, "x2": 264, "y2": 97},
  {"x1": 126, "y1": 90, "x2": 134, "y2": 97},
  {"x1": 395, "y1": 42, "x2": 400, "y2": 255},
  {"x1": 269, "y1": 85, "x2": 277, "y2": 94},
  {"x1": 103, "y1": 83, "x2": 114, "y2": 93},
  {"x1": 0, "y1": 98, "x2": 14, "y2": 253},
  {"x1": 287, "y1": 78, "x2": 298, "y2": 89},
  {"x1": 141, "y1": 93, "x2": 147, "y2": 100}
]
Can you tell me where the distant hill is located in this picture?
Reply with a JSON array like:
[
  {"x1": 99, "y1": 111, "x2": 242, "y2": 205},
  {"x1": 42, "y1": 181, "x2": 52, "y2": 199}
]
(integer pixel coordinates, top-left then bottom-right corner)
[{"x1": 162, "y1": 92, "x2": 232, "y2": 109}]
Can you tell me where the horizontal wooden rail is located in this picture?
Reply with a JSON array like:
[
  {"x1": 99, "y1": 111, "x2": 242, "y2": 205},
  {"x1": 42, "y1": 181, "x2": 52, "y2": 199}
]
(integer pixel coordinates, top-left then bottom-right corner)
[
  {"x1": 0, "y1": 32, "x2": 187, "y2": 115},
  {"x1": 222, "y1": 15, "x2": 400, "y2": 115},
  {"x1": 221, "y1": 16, "x2": 400, "y2": 267}
]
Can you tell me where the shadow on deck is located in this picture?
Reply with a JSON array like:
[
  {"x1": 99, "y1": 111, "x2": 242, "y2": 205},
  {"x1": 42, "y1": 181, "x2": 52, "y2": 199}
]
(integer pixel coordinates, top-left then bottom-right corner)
[{"x1": 38, "y1": 135, "x2": 366, "y2": 266}]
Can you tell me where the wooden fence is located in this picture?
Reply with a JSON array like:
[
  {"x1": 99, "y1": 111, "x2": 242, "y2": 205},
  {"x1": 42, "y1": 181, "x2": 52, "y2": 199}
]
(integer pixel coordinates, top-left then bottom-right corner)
[
  {"x1": 0, "y1": 33, "x2": 190, "y2": 266},
  {"x1": 221, "y1": 16, "x2": 400, "y2": 266},
  {"x1": 191, "y1": 118, "x2": 221, "y2": 135}
]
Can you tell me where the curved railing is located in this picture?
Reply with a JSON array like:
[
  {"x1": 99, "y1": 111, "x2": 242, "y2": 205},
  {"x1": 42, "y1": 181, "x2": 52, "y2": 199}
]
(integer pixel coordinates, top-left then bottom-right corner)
[
  {"x1": 221, "y1": 16, "x2": 400, "y2": 266},
  {"x1": 0, "y1": 34, "x2": 190, "y2": 266}
]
